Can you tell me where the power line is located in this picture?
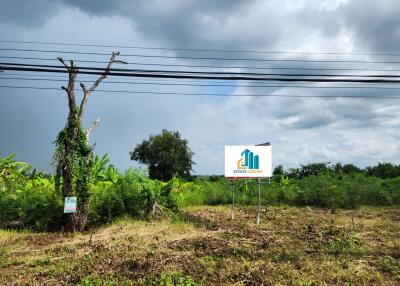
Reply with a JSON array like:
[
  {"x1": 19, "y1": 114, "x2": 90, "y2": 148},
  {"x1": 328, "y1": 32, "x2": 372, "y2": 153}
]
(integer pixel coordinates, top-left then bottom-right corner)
[
  {"x1": 1, "y1": 85, "x2": 399, "y2": 99},
  {"x1": 0, "y1": 72, "x2": 244, "y2": 84},
  {"x1": 3, "y1": 62, "x2": 400, "y2": 78},
  {"x1": 2, "y1": 65, "x2": 400, "y2": 83},
  {"x1": 1, "y1": 39, "x2": 400, "y2": 58},
  {"x1": 0, "y1": 56, "x2": 112, "y2": 64},
  {"x1": 3, "y1": 48, "x2": 400, "y2": 65},
  {"x1": 6, "y1": 72, "x2": 394, "y2": 86},
  {"x1": 3, "y1": 76, "x2": 400, "y2": 90},
  {"x1": 3, "y1": 55, "x2": 400, "y2": 73}
]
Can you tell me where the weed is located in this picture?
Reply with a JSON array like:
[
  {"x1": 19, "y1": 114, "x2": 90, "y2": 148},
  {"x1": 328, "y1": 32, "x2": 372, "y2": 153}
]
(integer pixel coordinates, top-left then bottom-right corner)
[
  {"x1": 197, "y1": 255, "x2": 216, "y2": 275},
  {"x1": 379, "y1": 256, "x2": 400, "y2": 280},
  {"x1": 0, "y1": 206, "x2": 399, "y2": 285},
  {"x1": 156, "y1": 272, "x2": 201, "y2": 286}
]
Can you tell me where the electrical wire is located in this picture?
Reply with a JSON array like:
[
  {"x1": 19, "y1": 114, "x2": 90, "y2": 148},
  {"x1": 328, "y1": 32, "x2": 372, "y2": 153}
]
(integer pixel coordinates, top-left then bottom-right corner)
[
  {"x1": 2, "y1": 76, "x2": 400, "y2": 90},
  {"x1": 1, "y1": 39, "x2": 400, "y2": 58},
  {"x1": 3, "y1": 48, "x2": 400, "y2": 64},
  {"x1": 2, "y1": 65, "x2": 400, "y2": 83},
  {"x1": 6, "y1": 72, "x2": 396, "y2": 86},
  {"x1": 3, "y1": 55, "x2": 400, "y2": 73},
  {"x1": 3, "y1": 62, "x2": 400, "y2": 78},
  {"x1": 1, "y1": 85, "x2": 399, "y2": 99}
]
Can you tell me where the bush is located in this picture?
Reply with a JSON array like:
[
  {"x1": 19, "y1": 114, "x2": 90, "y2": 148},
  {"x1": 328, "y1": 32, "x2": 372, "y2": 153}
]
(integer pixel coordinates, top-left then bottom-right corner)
[
  {"x1": 1, "y1": 152, "x2": 400, "y2": 232},
  {"x1": 0, "y1": 167, "x2": 180, "y2": 231},
  {"x1": 87, "y1": 169, "x2": 179, "y2": 227},
  {"x1": 21, "y1": 178, "x2": 63, "y2": 230},
  {"x1": 0, "y1": 177, "x2": 63, "y2": 231},
  {"x1": 175, "y1": 172, "x2": 400, "y2": 209},
  {"x1": 0, "y1": 186, "x2": 20, "y2": 225}
]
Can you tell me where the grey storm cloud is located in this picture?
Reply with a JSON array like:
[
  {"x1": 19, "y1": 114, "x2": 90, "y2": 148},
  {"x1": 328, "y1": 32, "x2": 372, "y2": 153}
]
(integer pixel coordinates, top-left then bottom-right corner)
[
  {"x1": 1, "y1": 0, "x2": 400, "y2": 173},
  {"x1": 0, "y1": 0, "x2": 61, "y2": 26},
  {"x1": 57, "y1": 0, "x2": 269, "y2": 52},
  {"x1": 3, "y1": 0, "x2": 400, "y2": 54},
  {"x1": 242, "y1": 85, "x2": 400, "y2": 130},
  {"x1": 55, "y1": 0, "x2": 325, "y2": 53},
  {"x1": 60, "y1": 0, "x2": 248, "y2": 16},
  {"x1": 339, "y1": 0, "x2": 400, "y2": 53},
  {"x1": 295, "y1": 0, "x2": 400, "y2": 53}
]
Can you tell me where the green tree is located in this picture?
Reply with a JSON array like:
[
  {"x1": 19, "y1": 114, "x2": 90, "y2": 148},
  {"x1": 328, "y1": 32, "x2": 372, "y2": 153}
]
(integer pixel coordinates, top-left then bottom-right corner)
[
  {"x1": 273, "y1": 165, "x2": 285, "y2": 182},
  {"x1": 342, "y1": 163, "x2": 362, "y2": 174},
  {"x1": 288, "y1": 162, "x2": 331, "y2": 179},
  {"x1": 273, "y1": 165, "x2": 285, "y2": 176},
  {"x1": 130, "y1": 130, "x2": 194, "y2": 181},
  {"x1": 366, "y1": 163, "x2": 400, "y2": 179}
]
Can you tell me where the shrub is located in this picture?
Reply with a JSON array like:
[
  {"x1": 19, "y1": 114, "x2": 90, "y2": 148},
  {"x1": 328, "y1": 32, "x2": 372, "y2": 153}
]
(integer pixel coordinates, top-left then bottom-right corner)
[
  {"x1": 21, "y1": 178, "x2": 63, "y2": 230},
  {"x1": 87, "y1": 169, "x2": 179, "y2": 227},
  {"x1": 0, "y1": 177, "x2": 63, "y2": 231}
]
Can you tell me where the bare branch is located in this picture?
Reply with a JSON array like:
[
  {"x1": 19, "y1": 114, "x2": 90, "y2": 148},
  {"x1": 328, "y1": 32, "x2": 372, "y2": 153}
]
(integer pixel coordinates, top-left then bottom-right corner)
[
  {"x1": 78, "y1": 51, "x2": 123, "y2": 121},
  {"x1": 61, "y1": 86, "x2": 72, "y2": 99},
  {"x1": 59, "y1": 58, "x2": 78, "y2": 117},
  {"x1": 114, "y1": 60, "x2": 128, "y2": 64},
  {"x1": 57, "y1": 57, "x2": 69, "y2": 70},
  {"x1": 61, "y1": 63, "x2": 78, "y2": 117},
  {"x1": 86, "y1": 117, "x2": 101, "y2": 141},
  {"x1": 88, "y1": 51, "x2": 119, "y2": 93},
  {"x1": 80, "y1": 82, "x2": 88, "y2": 94}
]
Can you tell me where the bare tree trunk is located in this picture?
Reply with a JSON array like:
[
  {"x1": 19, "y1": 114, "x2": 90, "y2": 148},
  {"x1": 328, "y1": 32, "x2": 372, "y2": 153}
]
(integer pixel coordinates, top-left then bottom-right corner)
[
  {"x1": 76, "y1": 199, "x2": 90, "y2": 232},
  {"x1": 58, "y1": 53, "x2": 125, "y2": 232},
  {"x1": 58, "y1": 59, "x2": 79, "y2": 232}
]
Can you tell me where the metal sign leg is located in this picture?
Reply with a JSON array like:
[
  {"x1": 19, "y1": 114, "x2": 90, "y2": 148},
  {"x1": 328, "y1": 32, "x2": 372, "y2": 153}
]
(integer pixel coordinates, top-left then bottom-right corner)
[
  {"x1": 231, "y1": 179, "x2": 235, "y2": 220},
  {"x1": 257, "y1": 178, "x2": 261, "y2": 225}
]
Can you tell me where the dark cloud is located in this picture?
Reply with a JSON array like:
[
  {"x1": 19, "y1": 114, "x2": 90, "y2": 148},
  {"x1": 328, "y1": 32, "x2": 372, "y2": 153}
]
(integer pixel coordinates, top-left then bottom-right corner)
[
  {"x1": 242, "y1": 82, "x2": 400, "y2": 130},
  {"x1": 1, "y1": 0, "x2": 400, "y2": 173},
  {"x1": 62, "y1": 0, "x2": 247, "y2": 16},
  {"x1": 0, "y1": 89, "x2": 66, "y2": 170},
  {"x1": 0, "y1": 0, "x2": 61, "y2": 26},
  {"x1": 59, "y1": 0, "x2": 278, "y2": 51},
  {"x1": 339, "y1": 0, "x2": 400, "y2": 53}
]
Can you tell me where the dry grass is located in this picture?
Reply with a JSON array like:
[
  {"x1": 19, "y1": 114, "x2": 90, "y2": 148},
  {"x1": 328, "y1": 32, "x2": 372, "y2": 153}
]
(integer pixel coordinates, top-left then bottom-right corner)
[{"x1": 0, "y1": 206, "x2": 399, "y2": 285}]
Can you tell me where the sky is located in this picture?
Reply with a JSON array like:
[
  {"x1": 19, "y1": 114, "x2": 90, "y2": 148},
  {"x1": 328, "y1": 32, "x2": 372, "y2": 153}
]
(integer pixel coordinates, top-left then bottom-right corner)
[{"x1": 0, "y1": 0, "x2": 400, "y2": 175}]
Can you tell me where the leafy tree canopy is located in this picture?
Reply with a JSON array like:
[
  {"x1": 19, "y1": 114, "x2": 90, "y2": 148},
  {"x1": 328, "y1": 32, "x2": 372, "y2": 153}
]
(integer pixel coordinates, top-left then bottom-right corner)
[
  {"x1": 366, "y1": 162, "x2": 400, "y2": 179},
  {"x1": 130, "y1": 129, "x2": 194, "y2": 181}
]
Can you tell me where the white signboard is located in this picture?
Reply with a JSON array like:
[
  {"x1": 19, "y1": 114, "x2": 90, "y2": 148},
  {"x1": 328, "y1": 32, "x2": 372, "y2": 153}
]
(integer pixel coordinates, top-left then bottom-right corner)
[
  {"x1": 64, "y1": 197, "x2": 77, "y2": 213},
  {"x1": 225, "y1": 146, "x2": 272, "y2": 178}
]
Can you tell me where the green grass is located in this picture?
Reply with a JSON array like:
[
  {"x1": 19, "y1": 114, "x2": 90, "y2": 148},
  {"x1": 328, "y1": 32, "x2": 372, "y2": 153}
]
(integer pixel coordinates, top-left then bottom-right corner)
[{"x1": 0, "y1": 206, "x2": 399, "y2": 285}]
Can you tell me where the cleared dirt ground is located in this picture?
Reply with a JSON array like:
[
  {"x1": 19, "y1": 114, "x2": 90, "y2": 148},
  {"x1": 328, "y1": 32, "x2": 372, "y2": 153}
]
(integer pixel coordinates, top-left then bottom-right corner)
[{"x1": 0, "y1": 206, "x2": 399, "y2": 285}]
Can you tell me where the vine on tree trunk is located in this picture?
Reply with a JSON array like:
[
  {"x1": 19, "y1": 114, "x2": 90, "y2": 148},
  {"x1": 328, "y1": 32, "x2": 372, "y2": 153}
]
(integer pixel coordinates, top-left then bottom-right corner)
[
  {"x1": 54, "y1": 52, "x2": 124, "y2": 232},
  {"x1": 54, "y1": 109, "x2": 93, "y2": 231}
]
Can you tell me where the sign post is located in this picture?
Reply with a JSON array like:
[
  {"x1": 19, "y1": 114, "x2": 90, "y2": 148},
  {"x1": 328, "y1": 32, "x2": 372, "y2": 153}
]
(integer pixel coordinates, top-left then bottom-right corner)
[
  {"x1": 225, "y1": 145, "x2": 272, "y2": 224},
  {"x1": 231, "y1": 179, "x2": 236, "y2": 220},
  {"x1": 257, "y1": 178, "x2": 261, "y2": 225}
]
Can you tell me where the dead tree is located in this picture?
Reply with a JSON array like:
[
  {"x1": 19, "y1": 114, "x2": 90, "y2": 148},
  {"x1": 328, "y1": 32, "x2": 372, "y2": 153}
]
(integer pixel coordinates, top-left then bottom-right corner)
[{"x1": 55, "y1": 52, "x2": 126, "y2": 232}]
